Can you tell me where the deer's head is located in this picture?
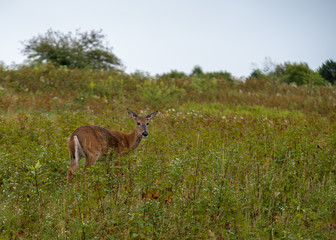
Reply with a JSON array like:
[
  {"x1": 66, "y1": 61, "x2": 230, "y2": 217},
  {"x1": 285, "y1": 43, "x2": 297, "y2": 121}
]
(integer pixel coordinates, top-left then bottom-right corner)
[{"x1": 127, "y1": 109, "x2": 158, "y2": 137}]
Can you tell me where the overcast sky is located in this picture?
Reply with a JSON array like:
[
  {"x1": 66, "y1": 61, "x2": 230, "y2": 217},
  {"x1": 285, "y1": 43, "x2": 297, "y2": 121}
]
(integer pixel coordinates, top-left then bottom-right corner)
[{"x1": 1, "y1": 0, "x2": 335, "y2": 77}]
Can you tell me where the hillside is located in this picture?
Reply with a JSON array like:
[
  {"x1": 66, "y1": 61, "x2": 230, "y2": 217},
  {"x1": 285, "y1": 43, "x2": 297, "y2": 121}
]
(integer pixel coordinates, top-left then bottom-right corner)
[{"x1": 0, "y1": 64, "x2": 336, "y2": 239}]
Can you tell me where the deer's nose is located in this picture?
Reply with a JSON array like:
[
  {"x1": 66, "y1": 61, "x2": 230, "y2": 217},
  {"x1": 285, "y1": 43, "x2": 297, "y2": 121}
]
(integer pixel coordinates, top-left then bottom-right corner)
[{"x1": 142, "y1": 131, "x2": 148, "y2": 137}]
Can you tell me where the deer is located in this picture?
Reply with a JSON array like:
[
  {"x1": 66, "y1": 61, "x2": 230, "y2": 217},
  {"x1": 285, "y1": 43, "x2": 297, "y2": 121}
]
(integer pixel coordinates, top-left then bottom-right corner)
[{"x1": 66, "y1": 109, "x2": 158, "y2": 184}]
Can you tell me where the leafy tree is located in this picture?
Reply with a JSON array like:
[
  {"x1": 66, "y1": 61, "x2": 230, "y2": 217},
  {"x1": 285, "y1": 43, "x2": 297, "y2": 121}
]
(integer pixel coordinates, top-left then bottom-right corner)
[
  {"x1": 190, "y1": 65, "x2": 204, "y2": 76},
  {"x1": 249, "y1": 69, "x2": 265, "y2": 79},
  {"x1": 21, "y1": 29, "x2": 122, "y2": 70},
  {"x1": 276, "y1": 62, "x2": 327, "y2": 86},
  {"x1": 318, "y1": 59, "x2": 336, "y2": 85}
]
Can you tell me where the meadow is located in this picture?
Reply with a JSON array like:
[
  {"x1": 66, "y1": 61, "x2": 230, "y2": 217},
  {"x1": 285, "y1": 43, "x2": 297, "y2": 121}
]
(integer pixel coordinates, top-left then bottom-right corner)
[{"x1": 0, "y1": 64, "x2": 336, "y2": 239}]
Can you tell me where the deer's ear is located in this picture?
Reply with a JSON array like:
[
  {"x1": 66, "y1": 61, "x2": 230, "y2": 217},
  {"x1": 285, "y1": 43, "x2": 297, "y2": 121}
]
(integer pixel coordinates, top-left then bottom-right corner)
[
  {"x1": 127, "y1": 109, "x2": 138, "y2": 119},
  {"x1": 146, "y1": 111, "x2": 158, "y2": 120}
]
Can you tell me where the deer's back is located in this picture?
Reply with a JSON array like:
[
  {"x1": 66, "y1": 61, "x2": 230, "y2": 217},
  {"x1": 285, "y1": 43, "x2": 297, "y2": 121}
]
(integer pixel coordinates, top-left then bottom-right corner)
[{"x1": 68, "y1": 125, "x2": 120, "y2": 156}]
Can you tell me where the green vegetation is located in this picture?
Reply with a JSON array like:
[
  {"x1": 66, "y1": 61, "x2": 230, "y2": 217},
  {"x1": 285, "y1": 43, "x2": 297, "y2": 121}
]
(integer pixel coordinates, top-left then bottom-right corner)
[
  {"x1": 278, "y1": 62, "x2": 327, "y2": 86},
  {"x1": 21, "y1": 29, "x2": 122, "y2": 70},
  {"x1": 250, "y1": 60, "x2": 336, "y2": 86},
  {"x1": 0, "y1": 64, "x2": 336, "y2": 239},
  {"x1": 319, "y1": 59, "x2": 336, "y2": 85}
]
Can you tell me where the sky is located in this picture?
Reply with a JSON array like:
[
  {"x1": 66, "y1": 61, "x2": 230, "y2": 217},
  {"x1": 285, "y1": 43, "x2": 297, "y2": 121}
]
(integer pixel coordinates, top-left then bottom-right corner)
[{"x1": 0, "y1": 0, "x2": 335, "y2": 77}]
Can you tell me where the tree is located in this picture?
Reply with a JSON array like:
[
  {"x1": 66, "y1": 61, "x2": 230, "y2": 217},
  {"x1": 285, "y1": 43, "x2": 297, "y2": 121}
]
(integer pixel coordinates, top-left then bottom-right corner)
[
  {"x1": 275, "y1": 62, "x2": 327, "y2": 86},
  {"x1": 284, "y1": 62, "x2": 326, "y2": 86},
  {"x1": 318, "y1": 59, "x2": 336, "y2": 85},
  {"x1": 249, "y1": 69, "x2": 265, "y2": 79},
  {"x1": 21, "y1": 29, "x2": 122, "y2": 70},
  {"x1": 190, "y1": 65, "x2": 204, "y2": 76}
]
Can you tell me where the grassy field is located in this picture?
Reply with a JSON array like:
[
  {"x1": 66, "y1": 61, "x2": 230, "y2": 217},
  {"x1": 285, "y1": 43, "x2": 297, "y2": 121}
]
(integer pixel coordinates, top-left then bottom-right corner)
[{"x1": 0, "y1": 64, "x2": 336, "y2": 239}]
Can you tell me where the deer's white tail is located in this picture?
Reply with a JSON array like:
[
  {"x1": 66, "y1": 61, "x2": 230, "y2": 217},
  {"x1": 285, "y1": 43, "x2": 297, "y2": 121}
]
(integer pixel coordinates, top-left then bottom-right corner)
[{"x1": 74, "y1": 135, "x2": 85, "y2": 165}]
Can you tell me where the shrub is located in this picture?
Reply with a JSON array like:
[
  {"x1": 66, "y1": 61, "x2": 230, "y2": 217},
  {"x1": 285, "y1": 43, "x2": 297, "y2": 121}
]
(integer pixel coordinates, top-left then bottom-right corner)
[
  {"x1": 249, "y1": 69, "x2": 265, "y2": 79},
  {"x1": 159, "y1": 70, "x2": 187, "y2": 79},
  {"x1": 204, "y1": 71, "x2": 233, "y2": 81},
  {"x1": 318, "y1": 59, "x2": 336, "y2": 85},
  {"x1": 136, "y1": 79, "x2": 185, "y2": 108},
  {"x1": 276, "y1": 62, "x2": 327, "y2": 86},
  {"x1": 190, "y1": 65, "x2": 204, "y2": 77}
]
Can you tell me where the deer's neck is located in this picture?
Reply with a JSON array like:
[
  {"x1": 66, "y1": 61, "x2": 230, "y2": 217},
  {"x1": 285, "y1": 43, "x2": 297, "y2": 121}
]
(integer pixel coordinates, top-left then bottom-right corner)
[{"x1": 127, "y1": 130, "x2": 143, "y2": 150}]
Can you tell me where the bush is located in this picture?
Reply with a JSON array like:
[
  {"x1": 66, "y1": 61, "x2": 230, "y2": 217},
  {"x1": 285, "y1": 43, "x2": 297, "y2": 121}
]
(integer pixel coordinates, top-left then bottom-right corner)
[
  {"x1": 249, "y1": 69, "x2": 265, "y2": 79},
  {"x1": 21, "y1": 29, "x2": 122, "y2": 70},
  {"x1": 159, "y1": 70, "x2": 187, "y2": 79},
  {"x1": 204, "y1": 71, "x2": 233, "y2": 81},
  {"x1": 136, "y1": 79, "x2": 185, "y2": 108},
  {"x1": 276, "y1": 62, "x2": 327, "y2": 86},
  {"x1": 190, "y1": 65, "x2": 204, "y2": 77},
  {"x1": 318, "y1": 59, "x2": 336, "y2": 85}
]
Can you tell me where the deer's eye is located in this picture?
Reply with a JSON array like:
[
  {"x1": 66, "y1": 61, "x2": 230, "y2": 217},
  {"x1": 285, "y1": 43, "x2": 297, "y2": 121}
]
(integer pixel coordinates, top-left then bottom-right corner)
[
  {"x1": 146, "y1": 123, "x2": 149, "y2": 126},
  {"x1": 137, "y1": 122, "x2": 141, "y2": 126}
]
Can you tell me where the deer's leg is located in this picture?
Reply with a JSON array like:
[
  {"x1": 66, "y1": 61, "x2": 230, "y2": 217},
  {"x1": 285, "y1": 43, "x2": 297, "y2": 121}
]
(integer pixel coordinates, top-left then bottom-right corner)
[
  {"x1": 83, "y1": 152, "x2": 100, "y2": 172},
  {"x1": 67, "y1": 154, "x2": 78, "y2": 185}
]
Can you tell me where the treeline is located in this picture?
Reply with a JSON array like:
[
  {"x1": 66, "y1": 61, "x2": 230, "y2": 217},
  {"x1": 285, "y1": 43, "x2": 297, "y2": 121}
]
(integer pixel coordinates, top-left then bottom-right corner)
[
  {"x1": 250, "y1": 60, "x2": 336, "y2": 86},
  {"x1": 7, "y1": 29, "x2": 334, "y2": 86}
]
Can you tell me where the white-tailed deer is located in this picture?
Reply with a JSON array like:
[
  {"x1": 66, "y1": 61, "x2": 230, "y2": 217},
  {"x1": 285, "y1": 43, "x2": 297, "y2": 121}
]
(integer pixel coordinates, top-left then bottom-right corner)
[{"x1": 67, "y1": 109, "x2": 158, "y2": 184}]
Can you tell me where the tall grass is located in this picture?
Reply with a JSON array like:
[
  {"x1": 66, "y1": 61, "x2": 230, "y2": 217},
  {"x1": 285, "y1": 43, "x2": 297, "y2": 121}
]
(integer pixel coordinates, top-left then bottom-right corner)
[{"x1": 0, "y1": 65, "x2": 335, "y2": 239}]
